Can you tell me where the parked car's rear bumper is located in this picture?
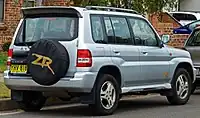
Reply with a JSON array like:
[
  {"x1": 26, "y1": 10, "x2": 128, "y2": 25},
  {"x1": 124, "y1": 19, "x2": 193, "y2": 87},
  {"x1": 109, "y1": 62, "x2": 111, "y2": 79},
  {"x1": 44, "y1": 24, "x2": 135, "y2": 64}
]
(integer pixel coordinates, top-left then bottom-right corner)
[
  {"x1": 196, "y1": 75, "x2": 200, "y2": 79},
  {"x1": 3, "y1": 70, "x2": 97, "y2": 93},
  {"x1": 194, "y1": 66, "x2": 200, "y2": 79}
]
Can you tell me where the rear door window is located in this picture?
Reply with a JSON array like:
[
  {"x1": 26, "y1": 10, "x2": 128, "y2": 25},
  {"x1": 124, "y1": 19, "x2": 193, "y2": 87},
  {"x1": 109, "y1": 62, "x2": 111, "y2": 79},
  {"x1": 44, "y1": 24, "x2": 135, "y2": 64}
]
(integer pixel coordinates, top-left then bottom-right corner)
[
  {"x1": 110, "y1": 16, "x2": 132, "y2": 45},
  {"x1": 90, "y1": 15, "x2": 133, "y2": 45},
  {"x1": 15, "y1": 16, "x2": 78, "y2": 46}
]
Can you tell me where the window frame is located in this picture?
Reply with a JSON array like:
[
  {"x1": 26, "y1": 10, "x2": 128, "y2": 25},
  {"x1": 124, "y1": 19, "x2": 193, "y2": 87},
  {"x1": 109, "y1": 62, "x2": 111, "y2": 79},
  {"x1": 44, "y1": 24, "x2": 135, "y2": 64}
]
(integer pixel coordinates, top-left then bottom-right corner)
[
  {"x1": 102, "y1": 16, "x2": 115, "y2": 44},
  {"x1": 24, "y1": 0, "x2": 36, "y2": 7},
  {"x1": 0, "y1": 0, "x2": 5, "y2": 23},
  {"x1": 127, "y1": 16, "x2": 160, "y2": 47}
]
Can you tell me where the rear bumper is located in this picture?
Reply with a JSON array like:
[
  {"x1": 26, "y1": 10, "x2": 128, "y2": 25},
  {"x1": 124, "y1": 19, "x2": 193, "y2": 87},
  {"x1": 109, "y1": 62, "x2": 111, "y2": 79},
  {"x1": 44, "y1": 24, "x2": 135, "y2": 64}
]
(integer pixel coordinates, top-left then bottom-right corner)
[
  {"x1": 192, "y1": 67, "x2": 197, "y2": 83},
  {"x1": 3, "y1": 70, "x2": 97, "y2": 93},
  {"x1": 194, "y1": 66, "x2": 200, "y2": 80},
  {"x1": 196, "y1": 75, "x2": 200, "y2": 80}
]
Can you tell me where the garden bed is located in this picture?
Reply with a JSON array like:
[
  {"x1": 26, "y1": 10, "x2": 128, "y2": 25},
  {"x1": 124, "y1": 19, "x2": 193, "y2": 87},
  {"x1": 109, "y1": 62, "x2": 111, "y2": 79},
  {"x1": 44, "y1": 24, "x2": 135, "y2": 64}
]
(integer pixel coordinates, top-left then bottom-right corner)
[
  {"x1": 0, "y1": 52, "x2": 9, "y2": 98},
  {"x1": 0, "y1": 82, "x2": 10, "y2": 98}
]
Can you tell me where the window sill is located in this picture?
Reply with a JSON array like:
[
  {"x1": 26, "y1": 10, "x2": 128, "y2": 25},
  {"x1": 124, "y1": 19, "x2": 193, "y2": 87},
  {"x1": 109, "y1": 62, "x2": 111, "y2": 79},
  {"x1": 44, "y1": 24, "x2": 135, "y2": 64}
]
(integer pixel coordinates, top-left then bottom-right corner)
[{"x1": 0, "y1": 23, "x2": 7, "y2": 30}]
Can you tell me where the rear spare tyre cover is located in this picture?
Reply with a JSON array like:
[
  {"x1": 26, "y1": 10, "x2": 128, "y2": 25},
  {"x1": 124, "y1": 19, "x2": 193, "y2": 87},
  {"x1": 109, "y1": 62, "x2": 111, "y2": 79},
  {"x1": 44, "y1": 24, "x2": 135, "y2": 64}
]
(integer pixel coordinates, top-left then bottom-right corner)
[{"x1": 27, "y1": 39, "x2": 70, "y2": 86}]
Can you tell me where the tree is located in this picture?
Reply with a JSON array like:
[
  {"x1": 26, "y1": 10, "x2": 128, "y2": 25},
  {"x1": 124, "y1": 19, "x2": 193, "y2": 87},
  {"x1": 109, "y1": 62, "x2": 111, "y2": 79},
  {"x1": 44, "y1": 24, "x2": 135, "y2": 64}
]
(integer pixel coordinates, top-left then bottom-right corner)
[
  {"x1": 77, "y1": 0, "x2": 179, "y2": 14},
  {"x1": 13, "y1": 0, "x2": 179, "y2": 14},
  {"x1": 128, "y1": 0, "x2": 179, "y2": 14},
  {"x1": 71, "y1": 0, "x2": 119, "y2": 7}
]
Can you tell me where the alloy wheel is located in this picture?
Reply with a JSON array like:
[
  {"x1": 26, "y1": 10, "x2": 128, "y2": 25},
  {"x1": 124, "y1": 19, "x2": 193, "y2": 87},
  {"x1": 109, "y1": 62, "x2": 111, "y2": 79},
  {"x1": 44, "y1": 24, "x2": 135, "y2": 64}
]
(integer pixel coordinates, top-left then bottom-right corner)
[
  {"x1": 176, "y1": 74, "x2": 189, "y2": 99},
  {"x1": 100, "y1": 81, "x2": 116, "y2": 110}
]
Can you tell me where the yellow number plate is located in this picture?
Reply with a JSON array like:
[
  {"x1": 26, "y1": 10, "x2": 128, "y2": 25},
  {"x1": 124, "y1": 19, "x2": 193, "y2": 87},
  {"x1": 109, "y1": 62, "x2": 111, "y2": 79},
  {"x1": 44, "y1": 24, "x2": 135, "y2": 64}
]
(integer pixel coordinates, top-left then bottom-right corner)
[{"x1": 10, "y1": 65, "x2": 27, "y2": 73}]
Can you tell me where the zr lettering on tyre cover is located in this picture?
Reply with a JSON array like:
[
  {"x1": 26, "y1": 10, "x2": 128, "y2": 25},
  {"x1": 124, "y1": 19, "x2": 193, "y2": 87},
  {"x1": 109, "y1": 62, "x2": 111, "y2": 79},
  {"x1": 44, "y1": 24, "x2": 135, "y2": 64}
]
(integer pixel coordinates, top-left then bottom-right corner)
[{"x1": 31, "y1": 53, "x2": 55, "y2": 75}]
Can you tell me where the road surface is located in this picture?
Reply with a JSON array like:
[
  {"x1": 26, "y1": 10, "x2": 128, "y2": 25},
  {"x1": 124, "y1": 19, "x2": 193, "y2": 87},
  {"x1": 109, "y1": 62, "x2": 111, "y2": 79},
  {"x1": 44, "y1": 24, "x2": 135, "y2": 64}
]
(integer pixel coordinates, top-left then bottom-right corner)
[{"x1": 1, "y1": 91, "x2": 200, "y2": 118}]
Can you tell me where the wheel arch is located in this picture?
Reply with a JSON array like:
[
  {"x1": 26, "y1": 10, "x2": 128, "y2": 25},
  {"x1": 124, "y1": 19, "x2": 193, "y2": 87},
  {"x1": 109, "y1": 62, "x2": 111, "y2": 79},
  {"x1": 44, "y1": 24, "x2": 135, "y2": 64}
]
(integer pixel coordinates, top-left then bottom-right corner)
[
  {"x1": 172, "y1": 62, "x2": 194, "y2": 83},
  {"x1": 95, "y1": 65, "x2": 122, "y2": 92}
]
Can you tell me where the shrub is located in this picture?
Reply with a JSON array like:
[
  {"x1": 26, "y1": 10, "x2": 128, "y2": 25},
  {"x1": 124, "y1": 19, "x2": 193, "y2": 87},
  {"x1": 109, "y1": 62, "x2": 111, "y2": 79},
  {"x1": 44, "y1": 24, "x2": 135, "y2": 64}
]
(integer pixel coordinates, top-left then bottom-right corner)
[
  {"x1": 0, "y1": 52, "x2": 7, "y2": 72},
  {"x1": 2, "y1": 42, "x2": 11, "y2": 52}
]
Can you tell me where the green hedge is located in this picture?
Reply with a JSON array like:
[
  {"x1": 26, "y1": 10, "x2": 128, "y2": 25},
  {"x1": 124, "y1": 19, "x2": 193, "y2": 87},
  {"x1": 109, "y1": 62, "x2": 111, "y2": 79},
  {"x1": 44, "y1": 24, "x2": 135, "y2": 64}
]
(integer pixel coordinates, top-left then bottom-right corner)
[
  {"x1": 2, "y1": 42, "x2": 11, "y2": 52},
  {"x1": 0, "y1": 52, "x2": 7, "y2": 73}
]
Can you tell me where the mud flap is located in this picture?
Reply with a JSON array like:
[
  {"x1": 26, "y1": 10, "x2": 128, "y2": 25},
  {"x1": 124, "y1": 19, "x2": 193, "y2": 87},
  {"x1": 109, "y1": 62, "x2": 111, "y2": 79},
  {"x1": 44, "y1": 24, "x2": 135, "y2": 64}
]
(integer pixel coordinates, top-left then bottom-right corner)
[
  {"x1": 11, "y1": 90, "x2": 24, "y2": 102},
  {"x1": 80, "y1": 88, "x2": 96, "y2": 104}
]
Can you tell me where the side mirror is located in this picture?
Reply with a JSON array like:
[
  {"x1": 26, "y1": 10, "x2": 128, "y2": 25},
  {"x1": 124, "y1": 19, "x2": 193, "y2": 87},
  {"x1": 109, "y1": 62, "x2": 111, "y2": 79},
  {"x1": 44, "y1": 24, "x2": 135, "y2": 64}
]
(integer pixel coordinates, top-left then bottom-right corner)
[{"x1": 161, "y1": 34, "x2": 171, "y2": 44}]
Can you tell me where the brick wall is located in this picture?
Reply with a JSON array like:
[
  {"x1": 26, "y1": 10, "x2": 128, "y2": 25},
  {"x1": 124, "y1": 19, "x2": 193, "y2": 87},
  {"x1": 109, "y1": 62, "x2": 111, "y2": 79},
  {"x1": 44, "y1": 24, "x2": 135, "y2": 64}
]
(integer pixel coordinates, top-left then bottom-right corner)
[
  {"x1": 0, "y1": 0, "x2": 23, "y2": 50},
  {"x1": 148, "y1": 12, "x2": 190, "y2": 48},
  {"x1": 42, "y1": 0, "x2": 73, "y2": 6},
  {"x1": 0, "y1": 0, "x2": 73, "y2": 51},
  {"x1": 148, "y1": 12, "x2": 182, "y2": 30}
]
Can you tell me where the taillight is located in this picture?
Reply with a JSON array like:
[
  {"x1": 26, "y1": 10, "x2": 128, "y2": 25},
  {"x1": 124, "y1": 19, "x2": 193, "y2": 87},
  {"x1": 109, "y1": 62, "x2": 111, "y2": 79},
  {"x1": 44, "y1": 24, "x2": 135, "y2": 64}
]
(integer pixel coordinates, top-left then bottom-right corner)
[
  {"x1": 76, "y1": 49, "x2": 92, "y2": 67},
  {"x1": 8, "y1": 49, "x2": 13, "y2": 58},
  {"x1": 7, "y1": 49, "x2": 13, "y2": 67}
]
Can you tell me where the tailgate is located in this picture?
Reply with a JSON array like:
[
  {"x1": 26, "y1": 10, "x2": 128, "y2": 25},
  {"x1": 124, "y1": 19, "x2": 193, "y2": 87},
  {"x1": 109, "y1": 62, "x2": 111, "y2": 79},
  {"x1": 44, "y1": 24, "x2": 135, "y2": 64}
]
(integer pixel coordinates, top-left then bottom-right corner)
[{"x1": 8, "y1": 7, "x2": 82, "y2": 77}]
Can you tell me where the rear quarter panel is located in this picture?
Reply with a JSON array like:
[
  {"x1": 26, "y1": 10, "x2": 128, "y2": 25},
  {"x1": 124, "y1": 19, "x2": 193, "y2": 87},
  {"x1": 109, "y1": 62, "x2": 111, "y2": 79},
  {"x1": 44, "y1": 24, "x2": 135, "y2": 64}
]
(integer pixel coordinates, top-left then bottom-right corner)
[
  {"x1": 76, "y1": 11, "x2": 119, "y2": 69},
  {"x1": 76, "y1": 11, "x2": 124, "y2": 85}
]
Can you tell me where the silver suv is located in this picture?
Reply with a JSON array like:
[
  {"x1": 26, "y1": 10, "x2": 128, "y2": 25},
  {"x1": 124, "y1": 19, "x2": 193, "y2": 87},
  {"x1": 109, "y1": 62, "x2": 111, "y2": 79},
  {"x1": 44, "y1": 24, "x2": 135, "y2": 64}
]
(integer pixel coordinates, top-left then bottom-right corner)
[{"x1": 4, "y1": 6, "x2": 197, "y2": 115}]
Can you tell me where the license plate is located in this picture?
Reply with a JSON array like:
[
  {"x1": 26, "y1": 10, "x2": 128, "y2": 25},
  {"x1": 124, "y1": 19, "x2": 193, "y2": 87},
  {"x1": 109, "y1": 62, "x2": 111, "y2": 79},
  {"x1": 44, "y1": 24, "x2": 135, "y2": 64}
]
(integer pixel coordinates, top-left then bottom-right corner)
[{"x1": 10, "y1": 64, "x2": 27, "y2": 74}]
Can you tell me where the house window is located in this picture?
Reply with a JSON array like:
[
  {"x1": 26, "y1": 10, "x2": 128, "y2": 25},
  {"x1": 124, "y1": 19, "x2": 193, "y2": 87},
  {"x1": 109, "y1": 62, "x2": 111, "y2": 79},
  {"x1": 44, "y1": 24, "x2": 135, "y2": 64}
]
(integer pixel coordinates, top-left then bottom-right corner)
[
  {"x1": 24, "y1": 0, "x2": 35, "y2": 7},
  {"x1": 0, "y1": 0, "x2": 4, "y2": 22}
]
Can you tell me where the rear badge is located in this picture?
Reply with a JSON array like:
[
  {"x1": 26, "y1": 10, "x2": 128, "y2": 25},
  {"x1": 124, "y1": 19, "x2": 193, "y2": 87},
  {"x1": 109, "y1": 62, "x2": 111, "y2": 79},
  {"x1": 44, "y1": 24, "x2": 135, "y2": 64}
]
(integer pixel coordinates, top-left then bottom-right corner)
[{"x1": 31, "y1": 53, "x2": 55, "y2": 75}]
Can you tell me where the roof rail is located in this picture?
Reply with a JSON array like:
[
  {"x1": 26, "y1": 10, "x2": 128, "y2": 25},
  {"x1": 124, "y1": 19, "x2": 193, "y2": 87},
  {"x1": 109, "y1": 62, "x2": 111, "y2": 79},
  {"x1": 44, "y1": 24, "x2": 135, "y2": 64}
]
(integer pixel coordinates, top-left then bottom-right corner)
[{"x1": 85, "y1": 6, "x2": 138, "y2": 14}]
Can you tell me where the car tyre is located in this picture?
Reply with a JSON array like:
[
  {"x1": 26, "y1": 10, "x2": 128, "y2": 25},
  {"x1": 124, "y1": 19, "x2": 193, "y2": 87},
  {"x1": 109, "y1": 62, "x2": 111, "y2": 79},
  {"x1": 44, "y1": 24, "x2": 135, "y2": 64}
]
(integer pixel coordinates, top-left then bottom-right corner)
[
  {"x1": 191, "y1": 82, "x2": 196, "y2": 94},
  {"x1": 167, "y1": 68, "x2": 192, "y2": 105},
  {"x1": 17, "y1": 91, "x2": 47, "y2": 112},
  {"x1": 89, "y1": 74, "x2": 120, "y2": 116}
]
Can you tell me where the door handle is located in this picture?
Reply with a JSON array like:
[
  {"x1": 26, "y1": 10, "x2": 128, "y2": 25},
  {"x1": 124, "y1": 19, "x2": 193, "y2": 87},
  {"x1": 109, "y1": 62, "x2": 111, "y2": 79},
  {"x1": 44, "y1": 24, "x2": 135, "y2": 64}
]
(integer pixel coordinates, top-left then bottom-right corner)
[
  {"x1": 113, "y1": 50, "x2": 120, "y2": 55},
  {"x1": 113, "y1": 50, "x2": 120, "y2": 53},
  {"x1": 142, "y1": 51, "x2": 148, "y2": 55}
]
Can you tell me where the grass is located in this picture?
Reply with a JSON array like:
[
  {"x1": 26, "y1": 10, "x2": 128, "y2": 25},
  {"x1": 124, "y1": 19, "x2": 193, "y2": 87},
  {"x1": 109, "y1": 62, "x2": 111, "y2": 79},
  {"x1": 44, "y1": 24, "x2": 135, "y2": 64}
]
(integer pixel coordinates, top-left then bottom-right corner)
[
  {"x1": 0, "y1": 52, "x2": 9, "y2": 98},
  {"x1": 0, "y1": 52, "x2": 7, "y2": 73},
  {"x1": 0, "y1": 82, "x2": 10, "y2": 98}
]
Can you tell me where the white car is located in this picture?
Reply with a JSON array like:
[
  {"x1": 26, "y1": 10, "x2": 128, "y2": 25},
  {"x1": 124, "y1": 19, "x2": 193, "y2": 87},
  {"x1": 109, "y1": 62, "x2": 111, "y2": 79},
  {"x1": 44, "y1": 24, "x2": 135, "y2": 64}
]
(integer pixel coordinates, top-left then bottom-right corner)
[{"x1": 169, "y1": 11, "x2": 200, "y2": 26}]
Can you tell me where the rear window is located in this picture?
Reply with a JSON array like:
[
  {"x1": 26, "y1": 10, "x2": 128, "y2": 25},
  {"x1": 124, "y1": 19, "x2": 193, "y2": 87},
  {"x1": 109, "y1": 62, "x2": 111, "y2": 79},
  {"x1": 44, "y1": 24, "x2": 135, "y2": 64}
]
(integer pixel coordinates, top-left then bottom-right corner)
[
  {"x1": 15, "y1": 16, "x2": 78, "y2": 46},
  {"x1": 172, "y1": 13, "x2": 197, "y2": 21}
]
